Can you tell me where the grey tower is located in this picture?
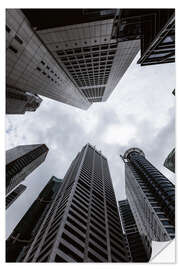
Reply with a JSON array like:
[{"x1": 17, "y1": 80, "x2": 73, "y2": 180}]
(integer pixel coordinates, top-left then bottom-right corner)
[
  {"x1": 6, "y1": 9, "x2": 90, "y2": 110},
  {"x1": 6, "y1": 144, "x2": 49, "y2": 194},
  {"x1": 112, "y1": 9, "x2": 175, "y2": 66},
  {"x1": 6, "y1": 177, "x2": 63, "y2": 262},
  {"x1": 122, "y1": 148, "x2": 175, "y2": 242},
  {"x1": 23, "y1": 144, "x2": 130, "y2": 262},
  {"x1": 119, "y1": 200, "x2": 152, "y2": 262},
  {"x1": 6, "y1": 184, "x2": 27, "y2": 209},
  {"x1": 164, "y1": 148, "x2": 175, "y2": 173},
  {"x1": 6, "y1": 86, "x2": 42, "y2": 114},
  {"x1": 8, "y1": 9, "x2": 140, "y2": 105}
]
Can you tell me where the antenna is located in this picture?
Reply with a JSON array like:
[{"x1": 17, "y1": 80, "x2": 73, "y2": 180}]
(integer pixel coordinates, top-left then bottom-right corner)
[{"x1": 120, "y1": 154, "x2": 125, "y2": 163}]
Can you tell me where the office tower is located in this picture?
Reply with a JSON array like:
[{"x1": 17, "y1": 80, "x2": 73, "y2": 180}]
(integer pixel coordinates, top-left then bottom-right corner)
[
  {"x1": 6, "y1": 9, "x2": 90, "y2": 110},
  {"x1": 6, "y1": 144, "x2": 48, "y2": 194},
  {"x1": 23, "y1": 144, "x2": 130, "y2": 262},
  {"x1": 122, "y1": 147, "x2": 175, "y2": 242},
  {"x1": 6, "y1": 86, "x2": 42, "y2": 114},
  {"x1": 6, "y1": 184, "x2": 26, "y2": 210},
  {"x1": 6, "y1": 176, "x2": 63, "y2": 262},
  {"x1": 164, "y1": 148, "x2": 175, "y2": 173},
  {"x1": 20, "y1": 9, "x2": 140, "y2": 103},
  {"x1": 119, "y1": 200, "x2": 152, "y2": 262},
  {"x1": 113, "y1": 9, "x2": 175, "y2": 66}
]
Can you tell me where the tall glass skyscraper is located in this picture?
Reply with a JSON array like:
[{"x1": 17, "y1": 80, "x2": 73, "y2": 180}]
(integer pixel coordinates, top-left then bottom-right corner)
[
  {"x1": 6, "y1": 144, "x2": 49, "y2": 194},
  {"x1": 6, "y1": 86, "x2": 42, "y2": 114},
  {"x1": 119, "y1": 199, "x2": 152, "y2": 262},
  {"x1": 6, "y1": 9, "x2": 90, "y2": 110},
  {"x1": 112, "y1": 9, "x2": 175, "y2": 66},
  {"x1": 6, "y1": 176, "x2": 63, "y2": 262},
  {"x1": 122, "y1": 148, "x2": 175, "y2": 242},
  {"x1": 6, "y1": 184, "x2": 27, "y2": 209},
  {"x1": 6, "y1": 9, "x2": 140, "y2": 108},
  {"x1": 164, "y1": 148, "x2": 175, "y2": 173},
  {"x1": 22, "y1": 144, "x2": 131, "y2": 262}
]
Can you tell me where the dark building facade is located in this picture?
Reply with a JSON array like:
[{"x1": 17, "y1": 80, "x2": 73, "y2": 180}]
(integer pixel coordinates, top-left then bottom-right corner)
[
  {"x1": 164, "y1": 148, "x2": 175, "y2": 173},
  {"x1": 6, "y1": 9, "x2": 139, "y2": 106},
  {"x1": 6, "y1": 86, "x2": 42, "y2": 114},
  {"x1": 6, "y1": 176, "x2": 63, "y2": 262},
  {"x1": 119, "y1": 200, "x2": 152, "y2": 262},
  {"x1": 112, "y1": 9, "x2": 175, "y2": 66},
  {"x1": 122, "y1": 148, "x2": 175, "y2": 242},
  {"x1": 6, "y1": 184, "x2": 27, "y2": 210},
  {"x1": 22, "y1": 144, "x2": 130, "y2": 262},
  {"x1": 6, "y1": 9, "x2": 90, "y2": 110},
  {"x1": 6, "y1": 144, "x2": 48, "y2": 194}
]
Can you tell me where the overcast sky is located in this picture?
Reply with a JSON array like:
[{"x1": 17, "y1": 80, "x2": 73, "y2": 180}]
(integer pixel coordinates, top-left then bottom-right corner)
[{"x1": 6, "y1": 53, "x2": 175, "y2": 240}]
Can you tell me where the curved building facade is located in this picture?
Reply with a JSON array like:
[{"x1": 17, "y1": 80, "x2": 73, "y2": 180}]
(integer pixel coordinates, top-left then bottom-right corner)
[{"x1": 123, "y1": 148, "x2": 175, "y2": 242}]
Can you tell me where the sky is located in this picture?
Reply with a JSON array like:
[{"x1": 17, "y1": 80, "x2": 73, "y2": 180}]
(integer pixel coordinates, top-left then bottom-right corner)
[{"x1": 6, "y1": 53, "x2": 175, "y2": 243}]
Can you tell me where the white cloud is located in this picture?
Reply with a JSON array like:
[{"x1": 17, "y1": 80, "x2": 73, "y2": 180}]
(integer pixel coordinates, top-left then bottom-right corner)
[
  {"x1": 6, "y1": 53, "x2": 175, "y2": 240},
  {"x1": 103, "y1": 124, "x2": 137, "y2": 145}
]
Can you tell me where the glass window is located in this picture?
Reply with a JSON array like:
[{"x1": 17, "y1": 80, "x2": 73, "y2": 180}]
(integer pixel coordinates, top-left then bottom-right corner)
[
  {"x1": 166, "y1": 227, "x2": 175, "y2": 234},
  {"x1": 157, "y1": 214, "x2": 166, "y2": 219},
  {"x1": 162, "y1": 36, "x2": 174, "y2": 43},
  {"x1": 148, "y1": 52, "x2": 170, "y2": 59},
  {"x1": 161, "y1": 220, "x2": 170, "y2": 226}
]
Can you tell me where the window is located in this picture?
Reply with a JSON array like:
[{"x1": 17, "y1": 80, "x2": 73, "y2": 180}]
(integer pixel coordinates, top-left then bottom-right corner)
[
  {"x1": 88, "y1": 251, "x2": 101, "y2": 262},
  {"x1": 62, "y1": 233, "x2": 84, "y2": 253},
  {"x1": 6, "y1": 25, "x2": 11, "y2": 32},
  {"x1": 161, "y1": 220, "x2": 170, "y2": 226},
  {"x1": 64, "y1": 224, "x2": 85, "y2": 242},
  {"x1": 15, "y1": 35, "x2": 23, "y2": 44},
  {"x1": 166, "y1": 227, "x2": 175, "y2": 234},
  {"x1": 9, "y1": 45, "x2": 18, "y2": 54},
  {"x1": 58, "y1": 243, "x2": 83, "y2": 262},
  {"x1": 67, "y1": 216, "x2": 86, "y2": 234},
  {"x1": 157, "y1": 214, "x2": 166, "y2": 219},
  {"x1": 55, "y1": 255, "x2": 67, "y2": 262}
]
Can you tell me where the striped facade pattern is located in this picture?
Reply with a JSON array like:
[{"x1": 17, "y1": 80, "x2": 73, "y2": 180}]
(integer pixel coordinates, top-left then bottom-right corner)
[
  {"x1": 119, "y1": 200, "x2": 152, "y2": 262},
  {"x1": 6, "y1": 184, "x2": 27, "y2": 209},
  {"x1": 124, "y1": 148, "x2": 175, "y2": 242},
  {"x1": 23, "y1": 144, "x2": 130, "y2": 262},
  {"x1": 6, "y1": 144, "x2": 48, "y2": 194}
]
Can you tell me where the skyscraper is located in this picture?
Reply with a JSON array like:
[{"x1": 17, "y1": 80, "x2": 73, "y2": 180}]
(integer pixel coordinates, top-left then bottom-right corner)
[
  {"x1": 22, "y1": 144, "x2": 130, "y2": 262},
  {"x1": 6, "y1": 9, "x2": 91, "y2": 110},
  {"x1": 6, "y1": 176, "x2": 63, "y2": 262},
  {"x1": 164, "y1": 148, "x2": 175, "y2": 173},
  {"x1": 6, "y1": 9, "x2": 140, "y2": 106},
  {"x1": 6, "y1": 86, "x2": 42, "y2": 114},
  {"x1": 113, "y1": 9, "x2": 175, "y2": 66},
  {"x1": 6, "y1": 144, "x2": 49, "y2": 194},
  {"x1": 6, "y1": 184, "x2": 27, "y2": 209},
  {"x1": 119, "y1": 200, "x2": 152, "y2": 262},
  {"x1": 121, "y1": 148, "x2": 175, "y2": 242}
]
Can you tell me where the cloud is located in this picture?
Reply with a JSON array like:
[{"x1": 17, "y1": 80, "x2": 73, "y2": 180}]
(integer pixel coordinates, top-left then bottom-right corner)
[{"x1": 6, "y1": 54, "x2": 175, "y2": 237}]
